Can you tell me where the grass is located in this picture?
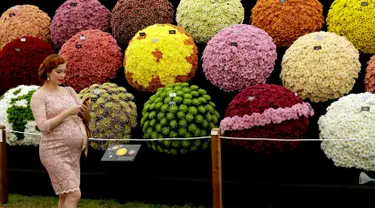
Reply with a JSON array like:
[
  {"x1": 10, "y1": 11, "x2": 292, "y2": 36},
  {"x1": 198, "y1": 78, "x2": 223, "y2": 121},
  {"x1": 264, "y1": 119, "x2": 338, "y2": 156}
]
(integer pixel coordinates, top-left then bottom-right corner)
[{"x1": 0, "y1": 194, "x2": 203, "y2": 208}]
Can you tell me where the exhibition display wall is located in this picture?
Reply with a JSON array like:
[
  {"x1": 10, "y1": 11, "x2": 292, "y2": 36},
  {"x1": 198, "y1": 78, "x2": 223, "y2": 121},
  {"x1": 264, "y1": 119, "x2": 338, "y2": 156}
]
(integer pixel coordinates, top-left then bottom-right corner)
[{"x1": 0, "y1": 0, "x2": 374, "y2": 207}]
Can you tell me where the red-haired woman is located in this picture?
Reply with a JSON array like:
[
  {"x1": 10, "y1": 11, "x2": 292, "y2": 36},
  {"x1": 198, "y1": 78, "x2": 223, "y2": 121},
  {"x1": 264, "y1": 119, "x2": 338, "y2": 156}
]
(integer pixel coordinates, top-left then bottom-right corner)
[{"x1": 30, "y1": 54, "x2": 91, "y2": 208}]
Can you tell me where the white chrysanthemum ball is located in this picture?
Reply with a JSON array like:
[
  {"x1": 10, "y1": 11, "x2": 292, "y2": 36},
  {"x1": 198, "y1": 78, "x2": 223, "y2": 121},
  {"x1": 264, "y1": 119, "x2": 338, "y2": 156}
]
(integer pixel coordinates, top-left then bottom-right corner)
[{"x1": 319, "y1": 92, "x2": 375, "y2": 171}]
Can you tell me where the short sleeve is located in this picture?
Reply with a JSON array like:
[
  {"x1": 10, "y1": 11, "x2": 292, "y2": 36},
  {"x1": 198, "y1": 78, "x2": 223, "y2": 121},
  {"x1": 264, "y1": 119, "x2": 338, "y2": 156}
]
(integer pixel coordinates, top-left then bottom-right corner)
[
  {"x1": 30, "y1": 91, "x2": 50, "y2": 133},
  {"x1": 66, "y1": 87, "x2": 82, "y2": 105}
]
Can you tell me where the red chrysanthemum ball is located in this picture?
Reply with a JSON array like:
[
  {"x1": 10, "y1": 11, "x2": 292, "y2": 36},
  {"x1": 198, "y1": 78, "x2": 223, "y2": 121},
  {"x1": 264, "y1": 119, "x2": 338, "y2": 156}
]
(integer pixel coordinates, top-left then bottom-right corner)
[
  {"x1": 251, "y1": 0, "x2": 324, "y2": 47},
  {"x1": 111, "y1": 0, "x2": 174, "y2": 46},
  {"x1": 365, "y1": 55, "x2": 375, "y2": 93},
  {"x1": 220, "y1": 84, "x2": 314, "y2": 154},
  {"x1": 59, "y1": 29, "x2": 122, "y2": 92},
  {"x1": 51, "y1": 0, "x2": 111, "y2": 50},
  {"x1": 0, "y1": 5, "x2": 51, "y2": 49},
  {"x1": 0, "y1": 36, "x2": 54, "y2": 93}
]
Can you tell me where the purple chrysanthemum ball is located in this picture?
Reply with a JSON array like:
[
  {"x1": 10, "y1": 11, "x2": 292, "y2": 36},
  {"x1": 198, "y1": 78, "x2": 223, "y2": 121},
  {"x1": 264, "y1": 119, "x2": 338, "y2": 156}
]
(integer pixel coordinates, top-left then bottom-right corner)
[
  {"x1": 111, "y1": 0, "x2": 174, "y2": 46},
  {"x1": 202, "y1": 24, "x2": 277, "y2": 92},
  {"x1": 51, "y1": 0, "x2": 111, "y2": 49},
  {"x1": 59, "y1": 29, "x2": 123, "y2": 92}
]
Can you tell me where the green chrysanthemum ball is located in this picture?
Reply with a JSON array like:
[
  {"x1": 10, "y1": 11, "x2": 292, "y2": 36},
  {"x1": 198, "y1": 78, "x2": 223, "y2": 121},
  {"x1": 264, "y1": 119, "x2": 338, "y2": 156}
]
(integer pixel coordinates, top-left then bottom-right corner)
[
  {"x1": 0, "y1": 85, "x2": 40, "y2": 146},
  {"x1": 78, "y1": 82, "x2": 138, "y2": 150},
  {"x1": 141, "y1": 82, "x2": 220, "y2": 155}
]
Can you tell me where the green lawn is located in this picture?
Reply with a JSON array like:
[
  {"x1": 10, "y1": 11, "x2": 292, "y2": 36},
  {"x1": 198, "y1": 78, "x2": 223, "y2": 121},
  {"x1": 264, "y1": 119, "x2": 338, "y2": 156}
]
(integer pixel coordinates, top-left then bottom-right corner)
[{"x1": 0, "y1": 194, "x2": 203, "y2": 208}]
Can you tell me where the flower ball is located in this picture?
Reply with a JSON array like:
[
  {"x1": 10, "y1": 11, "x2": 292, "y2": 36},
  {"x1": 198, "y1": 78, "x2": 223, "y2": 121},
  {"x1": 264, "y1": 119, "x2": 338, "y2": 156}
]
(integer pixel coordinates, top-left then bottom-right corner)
[
  {"x1": 0, "y1": 85, "x2": 40, "y2": 146},
  {"x1": 125, "y1": 24, "x2": 198, "y2": 92},
  {"x1": 176, "y1": 0, "x2": 244, "y2": 43},
  {"x1": 59, "y1": 29, "x2": 123, "y2": 92},
  {"x1": 111, "y1": 0, "x2": 174, "y2": 46},
  {"x1": 365, "y1": 56, "x2": 375, "y2": 93},
  {"x1": 251, "y1": 0, "x2": 324, "y2": 47},
  {"x1": 319, "y1": 93, "x2": 375, "y2": 171},
  {"x1": 281, "y1": 32, "x2": 361, "y2": 102},
  {"x1": 327, "y1": 0, "x2": 375, "y2": 54},
  {"x1": 0, "y1": 5, "x2": 51, "y2": 49},
  {"x1": 0, "y1": 36, "x2": 55, "y2": 93},
  {"x1": 202, "y1": 24, "x2": 277, "y2": 92},
  {"x1": 220, "y1": 84, "x2": 314, "y2": 154},
  {"x1": 141, "y1": 83, "x2": 220, "y2": 155},
  {"x1": 51, "y1": 0, "x2": 111, "y2": 49},
  {"x1": 78, "y1": 83, "x2": 137, "y2": 150}
]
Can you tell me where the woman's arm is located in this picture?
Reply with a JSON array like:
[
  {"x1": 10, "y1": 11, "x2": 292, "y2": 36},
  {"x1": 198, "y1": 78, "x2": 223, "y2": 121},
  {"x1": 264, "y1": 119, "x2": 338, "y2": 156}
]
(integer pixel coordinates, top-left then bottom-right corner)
[{"x1": 30, "y1": 91, "x2": 72, "y2": 133}]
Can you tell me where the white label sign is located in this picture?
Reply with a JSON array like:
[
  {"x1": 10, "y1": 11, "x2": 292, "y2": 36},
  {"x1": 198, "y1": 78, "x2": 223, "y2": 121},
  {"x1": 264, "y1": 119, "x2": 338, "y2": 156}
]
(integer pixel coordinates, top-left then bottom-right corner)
[
  {"x1": 169, "y1": 93, "x2": 176, "y2": 97},
  {"x1": 211, "y1": 130, "x2": 218, "y2": 135},
  {"x1": 0, "y1": 131, "x2": 3, "y2": 142}
]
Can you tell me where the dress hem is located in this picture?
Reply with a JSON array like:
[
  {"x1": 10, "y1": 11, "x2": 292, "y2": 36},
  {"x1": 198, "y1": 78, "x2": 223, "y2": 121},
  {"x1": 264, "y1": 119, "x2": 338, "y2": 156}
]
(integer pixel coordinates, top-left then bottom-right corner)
[{"x1": 55, "y1": 187, "x2": 80, "y2": 195}]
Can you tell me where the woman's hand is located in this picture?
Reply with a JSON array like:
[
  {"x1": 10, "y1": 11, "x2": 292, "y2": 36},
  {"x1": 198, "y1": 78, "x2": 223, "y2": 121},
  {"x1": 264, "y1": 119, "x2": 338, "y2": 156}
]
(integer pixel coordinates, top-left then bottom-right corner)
[
  {"x1": 65, "y1": 105, "x2": 82, "y2": 116},
  {"x1": 80, "y1": 102, "x2": 91, "y2": 121}
]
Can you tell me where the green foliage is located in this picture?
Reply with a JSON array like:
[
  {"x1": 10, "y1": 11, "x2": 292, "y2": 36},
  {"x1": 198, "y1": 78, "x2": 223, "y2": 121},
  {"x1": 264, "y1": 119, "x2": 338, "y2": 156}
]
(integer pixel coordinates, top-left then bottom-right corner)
[
  {"x1": 6, "y1": 90, "x2": 36, "y2": 141},
  {"x1": 141, "y1": 83, "x2": 220, "y2": 155}
]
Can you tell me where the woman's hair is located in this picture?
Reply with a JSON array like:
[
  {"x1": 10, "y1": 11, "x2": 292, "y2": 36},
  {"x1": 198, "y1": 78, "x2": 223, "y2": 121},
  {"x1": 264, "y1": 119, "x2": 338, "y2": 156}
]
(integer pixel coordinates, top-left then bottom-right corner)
[{"x1": 38, "y1": 54, "x2": 66, "y2": 85}]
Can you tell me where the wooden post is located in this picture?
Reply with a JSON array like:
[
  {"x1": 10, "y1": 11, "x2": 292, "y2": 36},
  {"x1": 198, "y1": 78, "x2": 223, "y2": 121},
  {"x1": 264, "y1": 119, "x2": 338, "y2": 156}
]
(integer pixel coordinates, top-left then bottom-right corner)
[
  {"x1": 211, "y1": 128, "x2": 222, "y2": 208},
  {"x1": 0, "y1": 125, "x2": 8, "y2": 204}
]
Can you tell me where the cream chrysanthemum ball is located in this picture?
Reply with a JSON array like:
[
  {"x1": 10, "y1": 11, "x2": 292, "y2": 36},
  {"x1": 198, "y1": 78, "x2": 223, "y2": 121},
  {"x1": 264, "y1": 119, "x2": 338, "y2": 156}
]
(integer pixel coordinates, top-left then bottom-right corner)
[
  {"x1": 319, "y1": 92, "x2": 375, "y2": 171},
  {"x1": 281, "y1": 31, "x2": 361, "y2": 102},
  {"x1": 176, "y1": 0, "x2": 244, "y2": 43}
]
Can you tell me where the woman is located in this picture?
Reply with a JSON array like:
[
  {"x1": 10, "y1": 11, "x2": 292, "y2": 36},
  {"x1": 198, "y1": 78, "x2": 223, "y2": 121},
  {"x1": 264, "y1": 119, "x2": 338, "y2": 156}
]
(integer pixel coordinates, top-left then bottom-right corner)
[{"x1": 30, "y1": 54, "x2": 91, "y2": 208}]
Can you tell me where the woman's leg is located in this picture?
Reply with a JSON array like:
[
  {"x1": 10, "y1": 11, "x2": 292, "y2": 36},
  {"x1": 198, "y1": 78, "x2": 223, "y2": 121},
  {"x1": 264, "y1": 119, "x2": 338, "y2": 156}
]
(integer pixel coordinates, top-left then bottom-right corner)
[
  {"x1": 58, "y1": 194, "x2": 65, "y2": 208},
  {"x1": 63, "y1": 190, "x2": 81, "y2": 208}
]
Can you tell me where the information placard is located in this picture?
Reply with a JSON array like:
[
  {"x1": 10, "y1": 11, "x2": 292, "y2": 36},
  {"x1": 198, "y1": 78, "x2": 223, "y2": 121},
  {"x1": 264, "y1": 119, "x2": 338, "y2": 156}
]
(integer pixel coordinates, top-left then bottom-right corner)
[{"x1": 101, "y1": 144, "x2": 141, "y2": 162}]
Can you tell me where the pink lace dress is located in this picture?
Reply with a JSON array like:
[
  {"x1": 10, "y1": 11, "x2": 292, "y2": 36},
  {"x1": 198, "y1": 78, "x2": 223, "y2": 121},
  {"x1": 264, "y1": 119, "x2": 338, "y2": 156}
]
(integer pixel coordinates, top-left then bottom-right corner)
[{"x1": 30, "y1": 86, "x2": 87, "y2": 195}]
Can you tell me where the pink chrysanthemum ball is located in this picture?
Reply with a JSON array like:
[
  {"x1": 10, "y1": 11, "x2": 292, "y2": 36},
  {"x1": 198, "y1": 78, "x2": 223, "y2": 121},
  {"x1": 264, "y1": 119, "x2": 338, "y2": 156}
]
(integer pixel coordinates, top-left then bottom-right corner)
[
  {"x1": 202, "y1": 24, "x2": 277, "y2": 92},
  {"x1": 111, "y1": 0, "x2": 174, "y2": 46},
  {"x1": 0, "y1": 36, "x2": 54, "y2": 93},
  {"x1": 0, "y1": 5, "x2": 51, "y2": 49},
  {"x1": 220, "y1": 84, "x2": 314, "y2": 154},
  {"x1": 59, "y1": 29, "x2": 122, "y2": 92},
  {"x1": 51, "y1": 0, "x2": 111, "y2": 50}
]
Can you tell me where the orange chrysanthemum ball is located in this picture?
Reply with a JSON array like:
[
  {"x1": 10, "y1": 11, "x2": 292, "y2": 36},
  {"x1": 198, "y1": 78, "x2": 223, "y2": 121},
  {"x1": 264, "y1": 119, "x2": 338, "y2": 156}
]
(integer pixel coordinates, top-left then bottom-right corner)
[
  {"x1": 0, "y1": 5, "x2": 51, "y2": 49},
  {"x1": 251, "y1": 0, "x2": 324, "y2": 47}
]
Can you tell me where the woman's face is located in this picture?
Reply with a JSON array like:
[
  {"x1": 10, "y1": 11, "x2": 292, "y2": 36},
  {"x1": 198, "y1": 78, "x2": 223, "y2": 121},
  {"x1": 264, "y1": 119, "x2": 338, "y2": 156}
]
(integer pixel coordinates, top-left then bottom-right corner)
[{"x1": 48, "y1": 63, "x2": 66, "y2": 85}]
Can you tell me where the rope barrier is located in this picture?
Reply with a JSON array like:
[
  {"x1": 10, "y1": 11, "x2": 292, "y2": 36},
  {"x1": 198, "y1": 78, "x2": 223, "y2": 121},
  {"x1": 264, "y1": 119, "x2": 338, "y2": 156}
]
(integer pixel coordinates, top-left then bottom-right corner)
[
  {"x1": 5, "y1": 129, "x2": 375, "y2": 142},
  {"x1": 88, "y1": 137, "x2": 210, "y2": 142},
  {"x1": 220, "y1": 136, "x2": 374, "y2": 142}
]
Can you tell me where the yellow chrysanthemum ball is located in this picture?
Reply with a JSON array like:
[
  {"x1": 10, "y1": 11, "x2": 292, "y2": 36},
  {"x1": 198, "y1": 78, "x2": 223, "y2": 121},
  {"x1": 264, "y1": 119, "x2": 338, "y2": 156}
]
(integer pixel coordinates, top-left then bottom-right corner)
[
  {"x1": 327, "y1": 0, "x2": 375, "y2": 54},
  {"x1": 281, "y1": 31, "x2": 361, "y2": 102},
  {"x1": 0, "y1": 5, "x2": 51, "y2": 49},
  {"x1": 124, "y1": 24, "x2": 198, "y2": 92},
  {"x1": 176, "y1": 0, "x2": 244, "y2": 43}
]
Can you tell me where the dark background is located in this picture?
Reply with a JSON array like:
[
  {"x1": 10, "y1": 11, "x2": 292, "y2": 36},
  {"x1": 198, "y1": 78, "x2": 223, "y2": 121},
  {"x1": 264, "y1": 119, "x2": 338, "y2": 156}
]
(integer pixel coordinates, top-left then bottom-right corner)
[{"x1": 1, "y1": 0, "x2": 374, "y2": 207}]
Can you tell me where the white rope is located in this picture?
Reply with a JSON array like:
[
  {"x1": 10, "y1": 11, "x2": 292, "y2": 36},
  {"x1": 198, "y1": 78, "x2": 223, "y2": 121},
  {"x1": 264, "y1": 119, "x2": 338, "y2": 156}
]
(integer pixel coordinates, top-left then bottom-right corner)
[
  {"x1": 5, "y1": 130, "x2": 375, "y2": 142},
  {"x1": 5, "y1": 130, "x2": 210, "y2": 141},
  {"x1": 221, "y1": 136, "x2": 374, "y2": 142},
  {"x1": 6, "y1": 130, "x2": 42, "y2": 136},
  {"x1": 88, "y1": 136, "x2": 210, "y2": 142}
]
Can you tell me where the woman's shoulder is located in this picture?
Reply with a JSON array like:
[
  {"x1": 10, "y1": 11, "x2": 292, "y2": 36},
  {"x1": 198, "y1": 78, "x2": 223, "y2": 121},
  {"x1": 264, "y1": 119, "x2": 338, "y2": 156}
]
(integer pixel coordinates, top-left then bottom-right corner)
[{"x1": 31, "y1": 88, "x2": 43, "y2": 100}]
